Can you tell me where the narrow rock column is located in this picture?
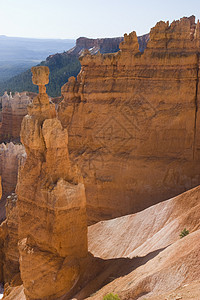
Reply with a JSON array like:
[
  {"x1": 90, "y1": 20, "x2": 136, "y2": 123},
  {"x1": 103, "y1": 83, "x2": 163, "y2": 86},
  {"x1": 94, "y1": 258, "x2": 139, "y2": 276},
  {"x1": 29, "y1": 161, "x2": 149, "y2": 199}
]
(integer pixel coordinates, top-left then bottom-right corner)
[{"x1": 16, "y1": 66, "x2": 88, "y2": 300}]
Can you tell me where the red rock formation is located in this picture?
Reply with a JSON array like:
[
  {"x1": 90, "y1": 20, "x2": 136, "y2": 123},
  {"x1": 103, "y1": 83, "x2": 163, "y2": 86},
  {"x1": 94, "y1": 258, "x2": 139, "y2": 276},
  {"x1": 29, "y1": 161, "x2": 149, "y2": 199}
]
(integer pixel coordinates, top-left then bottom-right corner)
[
  {"x1": 85, "y1": 185, "x2": 200, "y2": 299},
  {"x1": 75, "y1": 36, "x2": 124, "y2": 55},
  {"x1": 50, "y1": 33, "x2": 148, "y2": 59},
  {"x1": 0, "y1": 143, "x2": 25, "y2": 222},
  {"x1": 16, "y1": 66, "x2": 88, "y2": 300},
  {"x1": 87, "y1": 231, "x2": 200, "y2": 300},
  {"x1": 3, "y1": 183, "x2": 200, "y2": 299},
  {"x1": 0, "y1": 193, "x2": 21, "y2": 285},
  {"x1": 2, "y1": 17, "x2": 200, "y2": 300},
  {"x1": 0, "y1": 92, "x2": 32, "y2": 143},
  {"x1": 59, "y1": 16, "x2": 200, "y2": 224},
  {"x1": 88, "y1": 185, "x2": 200, "y2": 259}
]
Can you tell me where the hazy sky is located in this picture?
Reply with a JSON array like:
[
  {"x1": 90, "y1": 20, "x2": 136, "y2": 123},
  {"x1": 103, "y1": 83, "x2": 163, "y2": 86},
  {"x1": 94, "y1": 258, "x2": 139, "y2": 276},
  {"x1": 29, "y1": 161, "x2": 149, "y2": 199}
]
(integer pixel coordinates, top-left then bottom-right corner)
[{"x1": 0, "y1": 0, "x2": 200, "y2": 39}]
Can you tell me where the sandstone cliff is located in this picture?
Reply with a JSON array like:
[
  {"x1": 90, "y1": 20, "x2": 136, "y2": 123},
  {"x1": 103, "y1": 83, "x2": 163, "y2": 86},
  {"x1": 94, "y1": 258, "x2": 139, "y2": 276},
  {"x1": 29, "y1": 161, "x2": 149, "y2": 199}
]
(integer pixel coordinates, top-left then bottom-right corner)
[
  {"x1": 1, "y1": 16, "x2": 200, "y2": 300},
  {"x1": 0, "y1": 33, "x2": 149, "y2": 146},
  {"x1": 59, "y1": 16, "x2": 200, "y2": 224},
  {"x1": 15, "y1": 66, "x2": 88, "y2": 300}
]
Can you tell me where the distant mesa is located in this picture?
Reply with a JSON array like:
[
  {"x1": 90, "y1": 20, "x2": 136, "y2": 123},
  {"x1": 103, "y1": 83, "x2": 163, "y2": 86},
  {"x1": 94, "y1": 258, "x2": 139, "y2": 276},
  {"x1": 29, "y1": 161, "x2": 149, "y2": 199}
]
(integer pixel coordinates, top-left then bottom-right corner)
[{"x1": 0, "y1": 32, "x2": 149, "y2": 98}]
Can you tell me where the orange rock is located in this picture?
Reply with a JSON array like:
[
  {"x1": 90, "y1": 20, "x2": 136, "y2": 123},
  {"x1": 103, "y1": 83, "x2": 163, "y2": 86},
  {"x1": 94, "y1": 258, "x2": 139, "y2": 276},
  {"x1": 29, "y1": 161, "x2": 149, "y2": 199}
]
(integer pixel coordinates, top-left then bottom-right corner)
[
  {"x1": 2, "y1": 17, "x2": 200, "y2": 300},
  {"x1": 2, "y1": 180, "x2": 200, "y2": 299},
  {"x1": 16, "y1": 66, "x2": 88, "y2": 299},
  {"x1": 0, "y1": 92, "x2": 32, "y2": 143},
  {"x1": 83, "y1": 185, "x2": 200, "y2": 299},
  {"x1": 1, "y1": 193, "x2": 21, "y2": 285},
  {"x1": 86, "y1": 230, "x2": 200, "y2": 300},
  {"x1": 58, "y1": 16, "x2": 200, "y2": 224},
  {"x1": 88, "y1": 185, "x2": 200, "y2": 259},
  {"x1": 0, "y1": 143, "x2": 26, "y2": 222}
]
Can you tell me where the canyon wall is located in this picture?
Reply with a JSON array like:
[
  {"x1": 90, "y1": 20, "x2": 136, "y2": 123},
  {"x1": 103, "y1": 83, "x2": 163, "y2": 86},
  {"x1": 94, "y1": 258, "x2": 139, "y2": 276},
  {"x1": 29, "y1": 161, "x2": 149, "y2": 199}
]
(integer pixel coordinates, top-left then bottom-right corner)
[
  {"x1": 16, "y1": 66, "x2": 88, "y2": 299},
  {"x1": 59, "y1": 16, "x2": 200, "y2": 224}
]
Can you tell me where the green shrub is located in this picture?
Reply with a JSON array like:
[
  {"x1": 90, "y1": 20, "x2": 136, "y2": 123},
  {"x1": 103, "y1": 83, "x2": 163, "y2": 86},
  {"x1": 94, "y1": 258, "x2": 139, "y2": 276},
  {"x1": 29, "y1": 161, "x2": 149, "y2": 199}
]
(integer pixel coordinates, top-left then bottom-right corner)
[
  {"x1": 103, "y1": 293, "x2": 120, "y2": 300},
  {"x1": 180, "y1": 228, "x2": 189, "y2": 238}
]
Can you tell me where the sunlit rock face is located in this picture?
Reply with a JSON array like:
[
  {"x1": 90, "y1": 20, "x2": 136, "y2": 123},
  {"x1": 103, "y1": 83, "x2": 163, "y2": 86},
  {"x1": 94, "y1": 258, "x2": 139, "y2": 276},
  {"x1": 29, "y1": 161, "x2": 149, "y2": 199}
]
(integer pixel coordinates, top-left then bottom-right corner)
[
  {"x1": 86, "y1": 185, "x2": 200, "y2": 300},
  {"x1": 58, "y1": 16, "x2": 200, "y2": 224},
  {"x1": 16, "y1": 66, "x2": 88, "y2": 300}
]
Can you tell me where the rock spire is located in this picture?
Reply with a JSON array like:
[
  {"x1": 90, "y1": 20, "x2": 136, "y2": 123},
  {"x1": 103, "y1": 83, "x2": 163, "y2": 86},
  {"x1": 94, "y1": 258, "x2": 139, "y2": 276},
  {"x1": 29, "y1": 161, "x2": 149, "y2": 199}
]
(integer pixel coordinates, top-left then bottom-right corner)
[{"x1": 16, "y1": 66, "x2": 88, "y2": 299}]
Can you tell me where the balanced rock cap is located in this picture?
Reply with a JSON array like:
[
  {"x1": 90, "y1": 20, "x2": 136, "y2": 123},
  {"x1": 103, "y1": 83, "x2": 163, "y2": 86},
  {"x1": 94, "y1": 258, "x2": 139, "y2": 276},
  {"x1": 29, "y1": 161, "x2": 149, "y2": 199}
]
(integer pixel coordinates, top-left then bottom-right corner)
[{"x1": 31, "y1": 66, "x2": 49, "y2": 86}]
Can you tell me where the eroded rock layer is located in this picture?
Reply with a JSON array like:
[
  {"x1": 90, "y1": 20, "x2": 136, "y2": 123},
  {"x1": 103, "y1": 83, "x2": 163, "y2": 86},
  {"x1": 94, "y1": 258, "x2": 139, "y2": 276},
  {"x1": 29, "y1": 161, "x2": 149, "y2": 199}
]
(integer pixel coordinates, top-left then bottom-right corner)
[
  {"x1": 0, "y1": 143, "x2": 25, "y2": 221},
  {"x1": 4, "y1": 183, "x2": 200, "y2": 299},
  {"x1": 0, "y1": 193, "x2": 21, "y2": 285},
  {"x1": 16, "y1": 66, "x2": 88, "y2": 300},
  {"x1": 59, "y1": 16, "x2": 200, "y2": 223},
  {"x1": 86, "y1": 185, "x2": 200, "y2": 299},
  {"x1": 0, "y1": 92, "x2": 33, "y2": 143}
]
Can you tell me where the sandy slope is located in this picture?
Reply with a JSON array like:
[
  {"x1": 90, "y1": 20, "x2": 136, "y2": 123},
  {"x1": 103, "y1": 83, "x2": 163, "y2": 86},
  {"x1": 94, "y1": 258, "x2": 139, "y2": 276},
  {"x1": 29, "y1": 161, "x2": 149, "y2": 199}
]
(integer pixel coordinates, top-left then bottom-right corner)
[
  {"x1": 3, "y1": 186, "x2": 200, "y2": 299},
  {"x1": 85, "y1": 186, "x2": 200, "y2": 299},
  {"x1": 88, "y1": 185, "x2": 200, "y2": 259}
]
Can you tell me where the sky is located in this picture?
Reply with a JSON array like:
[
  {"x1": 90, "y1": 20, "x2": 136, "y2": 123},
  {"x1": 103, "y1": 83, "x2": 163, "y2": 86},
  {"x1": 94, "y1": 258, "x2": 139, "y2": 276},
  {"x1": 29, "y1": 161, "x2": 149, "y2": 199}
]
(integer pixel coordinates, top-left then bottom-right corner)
[{"x1": 0, "y1": 0, "x2": 200, "y2": 39}]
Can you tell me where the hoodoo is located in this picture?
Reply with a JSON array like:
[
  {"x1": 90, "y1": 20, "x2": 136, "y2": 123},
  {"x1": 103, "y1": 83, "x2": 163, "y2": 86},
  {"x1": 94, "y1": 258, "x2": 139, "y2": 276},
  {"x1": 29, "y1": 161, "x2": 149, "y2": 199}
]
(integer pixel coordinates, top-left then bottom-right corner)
[
  {"x1": 1, "y1": 16, "x2": 200, "y2": 300},
  {"x1": 16, "y1": 66, "x2": 88, "y2": 299}
]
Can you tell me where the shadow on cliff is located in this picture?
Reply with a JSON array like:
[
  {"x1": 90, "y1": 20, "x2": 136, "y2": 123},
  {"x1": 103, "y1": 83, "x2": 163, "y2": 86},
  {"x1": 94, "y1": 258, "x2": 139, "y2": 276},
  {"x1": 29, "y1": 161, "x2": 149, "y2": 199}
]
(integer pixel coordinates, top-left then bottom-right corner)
[{"x1": 64, "y1": 246, "x2": 168, "y2": 300}]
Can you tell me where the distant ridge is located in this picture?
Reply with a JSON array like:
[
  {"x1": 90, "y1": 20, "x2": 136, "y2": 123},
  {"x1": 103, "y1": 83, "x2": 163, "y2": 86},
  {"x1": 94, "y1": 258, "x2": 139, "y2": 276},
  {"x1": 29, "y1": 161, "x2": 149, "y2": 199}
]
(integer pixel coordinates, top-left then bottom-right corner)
[
  {"x1": 0, "y1": 35, "x2": 75, "y2": 61},
  {"x1": 0, "y1": 34, "x2": 149, "y2": 97},
  {"x1": 0, "y1": 36, "x2": 75, "y2": 82}
]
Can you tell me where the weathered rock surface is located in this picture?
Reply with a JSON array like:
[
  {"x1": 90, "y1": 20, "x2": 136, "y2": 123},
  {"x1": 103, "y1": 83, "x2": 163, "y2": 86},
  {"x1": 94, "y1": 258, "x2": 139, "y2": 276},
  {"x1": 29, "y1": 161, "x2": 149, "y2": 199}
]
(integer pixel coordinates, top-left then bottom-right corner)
[
  {"x1": 59, "y1": 16, "x2": 200, "y2": 224},
  {"x1": 0, "y1": 193, "x2": 21, "y2": 285},
  {"x1": 2, "y1": 17, "x2": 200, "y2": 300},
  {"x1": 0, "y1": 34, "x2": 149, "y2": 146},
  {"x1": 87, "y1": 230, "x2": 200, "y2": 300},
  {"x1": 0, "y1": 143, "x2": 25, "y2": 222},
  {"x1": 72, "y1": 36, "x2": 124, "y2": 55},
  {"x1": 88, "y1": 185, "x2": 200, "y2": 258},
  {"x1": 4, "y1": 183, "x2": 200, "y2": 299},
  {"x1": 0, "y1": 92, "x2": 33, "y2": 143},
  {"x1": 84, "y1": 185, "x2": 200, "y2": 299},
  {"x1": 16, "y1": 66, "x2": 88, "y2": 300}
]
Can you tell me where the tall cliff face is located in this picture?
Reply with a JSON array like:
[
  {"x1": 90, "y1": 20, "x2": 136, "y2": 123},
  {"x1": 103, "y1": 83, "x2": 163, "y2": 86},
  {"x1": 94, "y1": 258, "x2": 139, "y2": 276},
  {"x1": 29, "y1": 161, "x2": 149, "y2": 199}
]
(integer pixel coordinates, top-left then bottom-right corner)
[
  {"x1": 16, "y1": 66, "x2": 88, "y2": 299},
  {"x1": 59, "y1": 16, "x2": 200, "y2": 224}
]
